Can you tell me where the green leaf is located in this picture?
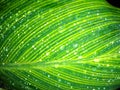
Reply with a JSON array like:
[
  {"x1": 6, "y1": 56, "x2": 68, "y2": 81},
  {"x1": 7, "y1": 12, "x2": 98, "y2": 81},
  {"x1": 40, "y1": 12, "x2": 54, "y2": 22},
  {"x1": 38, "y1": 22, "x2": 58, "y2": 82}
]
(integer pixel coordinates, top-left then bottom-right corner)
[{"x1": 0, "y1": 0, "x2": 120, "y2": 90}]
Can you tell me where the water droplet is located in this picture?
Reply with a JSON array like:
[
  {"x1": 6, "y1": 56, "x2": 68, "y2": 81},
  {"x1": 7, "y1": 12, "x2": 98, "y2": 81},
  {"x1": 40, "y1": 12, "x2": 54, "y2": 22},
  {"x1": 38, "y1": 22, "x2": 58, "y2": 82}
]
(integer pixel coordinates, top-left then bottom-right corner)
[
  {"x1": 22, "y1": 57, "x2": 25, "y2": 60},
  {"x1": 104, "y1": 18, "x2": 108, "y2": 21},
  {"x1": 46, "y1": 52, "x2": 50, "y2": 56},
  {"x1": 67, "y1": 82, "x2": 71, "y2": 85},
  {"x1": 33, "y1": 47, "x2": 36, "y2": 50},
  {"x1": 97, "y1": 78, "x2": 99, "y2": 81},
  {"x1": 108, "y1": 79, "x2": 111, "y2": 83},
  {"x1": 111, "y1": 41, "x2": 114, "y2": 44},
  {"x1": 5, "y1": 48, "x2": 8, "y2": 52},
  {"x1": 35, "y1": 79, "x2": 38, "y2": 82},
  {"x1": 94, "y1": 59, "x2": 99, "y2": 62},
  {"x1": 32, "y1": 45, "x2": 35, "y2": 48},
  {"x1": 60, "y1": 46, "x2": 64, "y2": 50},
  {"x1": 58, "y1": 79, "x2": 61, "y2": 82},
  {"x1": 73, "y1": 43, "x2": 78, "y2": 48},
  {"x1": 54, "y1": 64, "x2": 59, "y2": 68},
  {"x1": 39, "y1": 59, "x2": 42, "y2": 62},
  {"x1": 28, "y1": 83, "x2": 31, "y2": 85},
  {"x1": 116, "y1": 76, "x2": 120, "y2": 79},
  {"x1": 10, "y1": 16, "x2": 12, "y2": 18},
  {"x1": 111, "y1": 69, "x2": 114, "y2": 72},
  {"x1": 88, "y1": 12, "x2": 90, "y2": 14},
  {"x1": 66, "y1": 50, "x2": 69, "y2": 53},
  {"x1": 98, "y1": 87, "x2": 100, "y2": 90},
  {"x1": 118, "y1": 51, "x2": 120, "y2": 53},
  {"x1": 107, "y1": 64, "x2": 110, "y2": 67},
  {"x1": 13, "y1": 25, "x2": 16, "y2": 29},
  {"x1": 103, "y1": 87, "x2": 106, "y2": 90},
  {"x1": 57, "y1": 73, "x2": 60, "y2": 76},
  {"x1": 18, "y1": 34, "x2": 20, "y2": 36},
  {"x1": 48, "y1": 75, "x2": 50, "y2": 78},
  {"x1": 57, "y1": 84, "x2": 60, "y2": 88},
  {"x1": 87, "y1": 86, "x2": 89, "y2": 89},
  {"x1": 96, "y1": 13, "x2": 99, "y2": 15},
  {"x1": 2, "y1": 63, "x2": 5, "y2": 65},
  {"x1": 78, "y1": 56, "x2": 82, "y2": 59},
  {"x1": 1, "y1": 16, "x2": 3, "y2": 19},
  {"x1": 1, "y1": 34, "x2": 4, "y2": 38},
  {"x1": 25, "y1": 86, "x2": 29, "y2": 89},
  {"x1": 27, "y1": 44, "x2": 29, "y2": 46},
  {"x1": 7, "y1": 54, "x2": 9, "y2": 57},
  {"x1": 74, "y1": 52, "x2": 77, "y2": 55},
  {"x1": 28, "y1": 75, "x2": 30, "y2": 77},
  {"x1": 12, "y1": 83, "x2": 14, "y2": 86},
  {"x1": 35, "y1": 87, "x2": 38, "y2": 89},
  {"x1": 92, "y1": 67, "x2": 97, "y2": 71},
  {"x1": 29, "y1": 70, "x2": 31, "y2": 72}
]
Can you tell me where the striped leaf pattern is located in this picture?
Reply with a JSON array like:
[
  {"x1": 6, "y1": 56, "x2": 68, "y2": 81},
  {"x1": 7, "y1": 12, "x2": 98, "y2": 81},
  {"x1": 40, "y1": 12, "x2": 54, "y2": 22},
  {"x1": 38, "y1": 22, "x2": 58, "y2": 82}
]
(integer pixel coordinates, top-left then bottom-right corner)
[{"x1": 0, "y1": 0, "x2": 120, "y2": 90}]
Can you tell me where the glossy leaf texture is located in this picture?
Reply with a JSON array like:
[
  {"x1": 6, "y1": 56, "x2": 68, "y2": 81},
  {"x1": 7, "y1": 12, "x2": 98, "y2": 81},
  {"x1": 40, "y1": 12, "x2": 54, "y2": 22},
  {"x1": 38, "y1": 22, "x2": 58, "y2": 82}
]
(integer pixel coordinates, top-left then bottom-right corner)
[{"x1": 0, "y1": 0, "x2": 120, "y2": 90}]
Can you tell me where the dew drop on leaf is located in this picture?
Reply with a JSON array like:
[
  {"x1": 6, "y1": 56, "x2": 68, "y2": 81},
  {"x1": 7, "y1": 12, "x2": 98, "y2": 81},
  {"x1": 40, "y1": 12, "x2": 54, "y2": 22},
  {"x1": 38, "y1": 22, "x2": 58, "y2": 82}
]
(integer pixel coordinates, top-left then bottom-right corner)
[
  {"x1": 48, "y1": 75, "x2": 50, "y2": 78},
  {"x1": 58, "y1": 79, "x2": 61, "y2": 82},
  {"x1": 12, "y1": 83, "x2": 14, "y2": 86}
]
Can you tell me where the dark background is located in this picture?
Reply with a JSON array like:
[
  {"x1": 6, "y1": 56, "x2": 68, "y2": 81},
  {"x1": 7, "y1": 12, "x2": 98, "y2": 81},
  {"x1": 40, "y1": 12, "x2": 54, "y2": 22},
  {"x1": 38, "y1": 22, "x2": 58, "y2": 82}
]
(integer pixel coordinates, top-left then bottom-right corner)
[{"x1": 106, "y1": 0, "x2": 120, "y2": 8}]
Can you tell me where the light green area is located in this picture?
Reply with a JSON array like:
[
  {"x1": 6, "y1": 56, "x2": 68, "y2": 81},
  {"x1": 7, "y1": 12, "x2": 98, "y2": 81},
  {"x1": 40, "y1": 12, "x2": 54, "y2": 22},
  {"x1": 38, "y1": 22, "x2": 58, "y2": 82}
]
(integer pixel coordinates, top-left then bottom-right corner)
[{"x1": 0, "y1": 0, "x2": 120, "y2": 90}]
